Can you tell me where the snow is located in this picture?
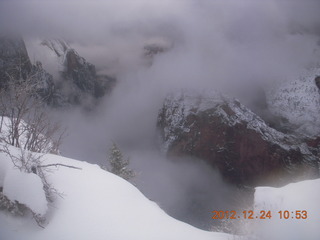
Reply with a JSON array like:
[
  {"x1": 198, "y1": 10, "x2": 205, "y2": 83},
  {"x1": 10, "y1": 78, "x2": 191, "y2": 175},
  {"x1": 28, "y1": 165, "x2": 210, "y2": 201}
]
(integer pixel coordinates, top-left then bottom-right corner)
[
  {"x1": 1, "y1": 143, "x2": 319, "y2": 240},
  {"x1": 0, "y1": 154, "x2": 8, "y2": 187},
  {"x1": 267, "y1": 67, "x2": 320, "y2": 137},
  {"x1": 0, "y1": 146, "x2": 231, "y2": 240},
  {"x1": 160, "y1": 89, "x2": 315, "y2": 156},
  {"x1": 24, "y1": 38, "x2": 68, "y2": 79},
  {"x1": 253, "y1": 179, "x2": 320, "y2": 240},
  {"x1": 3, "y1": 168, "x2": 47, "y2": 215}
]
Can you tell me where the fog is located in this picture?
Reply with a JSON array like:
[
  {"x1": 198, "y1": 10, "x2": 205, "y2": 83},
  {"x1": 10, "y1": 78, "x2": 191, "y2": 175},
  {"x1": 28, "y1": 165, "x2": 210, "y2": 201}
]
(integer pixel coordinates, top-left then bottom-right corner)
[{"x1": 1, "y1": 0, "x2": 320, "y2": 230}]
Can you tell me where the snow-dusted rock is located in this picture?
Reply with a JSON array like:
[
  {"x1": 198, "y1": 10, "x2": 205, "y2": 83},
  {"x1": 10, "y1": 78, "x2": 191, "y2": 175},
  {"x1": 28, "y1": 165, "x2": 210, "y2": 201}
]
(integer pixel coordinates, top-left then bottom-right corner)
[
  {"x1": 0, "y1": 36, "x2": 58, "y2": 104},
  {"x1": 1, "y1": 36, "x2": 116, "y2": 107},
  {"x1": 266, "y1": 67, "x2": 320, "y2": 137},
  {"x1": 0, "y1": 35, "x2": 32, "y2": 86},
  {"x1": 157, "y1": 90, "x2": 319, "y2": 186},
  {"x1": 40, "y1": 39, "x2": 116, "y2": 105}
]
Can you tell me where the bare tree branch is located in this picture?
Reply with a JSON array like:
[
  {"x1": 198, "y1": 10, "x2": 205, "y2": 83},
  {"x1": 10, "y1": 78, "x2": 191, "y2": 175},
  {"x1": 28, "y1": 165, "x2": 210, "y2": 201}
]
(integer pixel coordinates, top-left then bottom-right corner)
[
  {"x1": 38, "y1": 164, "x2": 82, "y2": 170},
  {"x1": 0, "y1": 61, "x2": 68, "y2": 227}
]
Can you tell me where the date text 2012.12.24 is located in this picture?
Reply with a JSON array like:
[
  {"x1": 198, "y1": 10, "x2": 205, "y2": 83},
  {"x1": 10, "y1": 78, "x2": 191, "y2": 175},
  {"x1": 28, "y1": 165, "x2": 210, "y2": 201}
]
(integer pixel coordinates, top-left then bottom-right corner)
[{"x1": 211, "y1": 210, "x2": 308, "y2": 220}]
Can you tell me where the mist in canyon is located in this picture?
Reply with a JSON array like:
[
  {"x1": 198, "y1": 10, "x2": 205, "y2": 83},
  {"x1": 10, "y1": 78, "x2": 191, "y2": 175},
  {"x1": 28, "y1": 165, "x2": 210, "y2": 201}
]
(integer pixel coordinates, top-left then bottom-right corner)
[{"x1": 1, "y1": 0, "x2": 319, "y2": 230}]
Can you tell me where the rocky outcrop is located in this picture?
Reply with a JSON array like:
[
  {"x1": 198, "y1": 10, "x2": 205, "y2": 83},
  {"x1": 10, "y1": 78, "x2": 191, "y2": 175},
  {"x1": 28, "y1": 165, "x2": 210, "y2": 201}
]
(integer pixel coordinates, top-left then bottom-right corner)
[
  {"x1": 0, "y1": 37, "x2": 115, "y2": 107},
  {"x1": 144, "y1": 44, "x2": 168, "y2": 58},
  {"x1": 0, "y1": 36, "x2": 58, "y2": 104},
  {"x1": 30, "y1": 61, "x2": 57, "y2": 105},
  {"x1": 266, "y1": 67, "x2": 320, "y2": 137},
  {"x1": 0, "y1": 36, "x2": 32, "y2": 87},
  {"x1": 143, "y1": 38, "x2": 172, "y2": 66},
  {"x1": 157, "y1": 90, "x2": 319, "y2": 186},
  {"x1": 41, "y1": 39, "x2": 115, "y2": 105},
  {"x1": 306, "y1": 136, "x2": 320, "y2": 158},
  {"x1": 236, "y1": 85, "x2": 293, "y2": 134}
]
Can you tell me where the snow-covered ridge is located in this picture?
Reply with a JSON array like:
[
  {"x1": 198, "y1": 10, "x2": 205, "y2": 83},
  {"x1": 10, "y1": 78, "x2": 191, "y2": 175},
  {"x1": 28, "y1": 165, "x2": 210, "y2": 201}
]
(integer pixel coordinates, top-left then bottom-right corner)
[
  {"x1": 0, "y1": 142, "x2": 231, "y2": 240},
  {"x1": 25, "y1": 38, "x2": 116, "y2": 105},
  {"x1": 41, "y1": 39, "x2": 70, "y2": 58},
  {"x1": 40, "y1": 38, "x2": 89, "y2": 72},
  {"x1": 159, "y1": 89, "x2": 314, "y2": 155},
  {"x1": 1, "y1": 146, "x2": 317, "y2": 240},
  {"x1": 26, "y1": 38, "x2": 92, "y2": 81},
  {"x1": 267, "y1": 67, "x2": 320, "y2": 137}
]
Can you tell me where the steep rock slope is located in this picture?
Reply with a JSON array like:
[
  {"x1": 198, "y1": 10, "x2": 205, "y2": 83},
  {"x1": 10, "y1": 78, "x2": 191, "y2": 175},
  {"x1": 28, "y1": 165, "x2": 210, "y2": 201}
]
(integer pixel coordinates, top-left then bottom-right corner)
[
  {"x1": 0, "y1": 36, "x2": 32, "y2": 86},
  {"x1": 157, "y1": 90, "x2": 319, "y2": 186},
  {"x1": 266, "y1": 67, "x2": 320, "y2": 137},
  {"x1": 1, "y1": 37, "x2": 115, "y2": 107},
  {"x1": 40, "y1": 39, "x2": 115, "y2": 105},
  {"x1": 0, "y1": 36, "x2": 57, "y2": 103}
]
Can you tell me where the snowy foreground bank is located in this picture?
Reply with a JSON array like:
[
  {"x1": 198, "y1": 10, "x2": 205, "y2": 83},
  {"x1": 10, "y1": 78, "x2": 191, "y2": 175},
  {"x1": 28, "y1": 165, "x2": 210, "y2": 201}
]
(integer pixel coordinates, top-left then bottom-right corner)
[
  {"x1": 0, "y1": 146, "x2": 319, "y2": 240},
  {"x1": 254, "y1": 178, "x2": 320, "y2": 240},
  {"x1": 0, "y1": 148, "x2": 230, "y2": 240}
]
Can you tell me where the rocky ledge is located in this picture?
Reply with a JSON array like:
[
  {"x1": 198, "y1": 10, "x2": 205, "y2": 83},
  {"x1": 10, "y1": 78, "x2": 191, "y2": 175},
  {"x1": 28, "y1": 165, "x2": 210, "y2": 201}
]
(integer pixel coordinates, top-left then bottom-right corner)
[
  {"x1": 0, "y1": 36, "x2": 116, "y2": 107},
  {"x1": 41, "y1": 39, "x2": 116, "y2": 105},
  {"x1": 157, "y1": 90, "x2": 319, "y2": 186}
]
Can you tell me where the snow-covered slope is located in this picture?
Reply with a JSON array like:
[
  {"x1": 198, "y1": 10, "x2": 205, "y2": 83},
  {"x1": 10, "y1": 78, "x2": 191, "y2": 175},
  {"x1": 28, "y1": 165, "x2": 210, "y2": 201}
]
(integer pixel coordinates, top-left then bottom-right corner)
[
  {"x1": 0, "y1": 148, "x2": 230, "y2": 240},
  {"x1": 253, "y1": 179, "x2": 320, "y2": 240},
  {"x1": 267, "y1": 67, "x2": 320, "y2": 136}
]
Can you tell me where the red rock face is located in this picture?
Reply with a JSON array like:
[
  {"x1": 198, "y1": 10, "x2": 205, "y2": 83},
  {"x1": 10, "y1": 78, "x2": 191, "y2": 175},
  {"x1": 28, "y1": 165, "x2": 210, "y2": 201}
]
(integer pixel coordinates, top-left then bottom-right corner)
[{"x1": 158, "y1": 91, "x2": 319, "y2": 186}]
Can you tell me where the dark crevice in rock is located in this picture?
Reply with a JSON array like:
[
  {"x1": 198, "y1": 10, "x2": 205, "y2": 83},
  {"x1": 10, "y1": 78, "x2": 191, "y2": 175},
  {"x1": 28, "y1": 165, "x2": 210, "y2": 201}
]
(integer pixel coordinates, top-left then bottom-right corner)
[{"x1": 315, "y1": 76, "x2": 320, "y2": 90}]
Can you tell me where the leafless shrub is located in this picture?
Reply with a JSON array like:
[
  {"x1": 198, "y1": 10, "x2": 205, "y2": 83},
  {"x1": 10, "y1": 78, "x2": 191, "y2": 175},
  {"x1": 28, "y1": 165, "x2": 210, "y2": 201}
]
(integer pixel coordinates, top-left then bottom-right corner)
[
  {"x1": 0, "y1": 70, "x2": 65, "y2": 154},
  {"x1": 0, "y1": 67, "x2": 68, "y2": 227}
]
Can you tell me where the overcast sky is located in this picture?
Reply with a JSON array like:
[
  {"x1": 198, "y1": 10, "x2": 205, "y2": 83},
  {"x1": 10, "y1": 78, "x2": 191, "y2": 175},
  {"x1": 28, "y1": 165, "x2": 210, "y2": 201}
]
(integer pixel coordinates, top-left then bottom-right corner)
[{"x1": 1, "y1": 0, "x2": 319, "y2": 82}]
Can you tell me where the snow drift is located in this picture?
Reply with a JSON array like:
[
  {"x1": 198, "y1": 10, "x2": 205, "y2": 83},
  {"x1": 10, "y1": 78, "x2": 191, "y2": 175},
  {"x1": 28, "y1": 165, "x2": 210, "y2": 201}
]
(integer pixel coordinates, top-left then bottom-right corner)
[
  {"x1": 253, "y1": 179, "x2": 320, "y2": 240},
  {"x1": 0, "y1": 147, "x2": 230, "y2": 240}
]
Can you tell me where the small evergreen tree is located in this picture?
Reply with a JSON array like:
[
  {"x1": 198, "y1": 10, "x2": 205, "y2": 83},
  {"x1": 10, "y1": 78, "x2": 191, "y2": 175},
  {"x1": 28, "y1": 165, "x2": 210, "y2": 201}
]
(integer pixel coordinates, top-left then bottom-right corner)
[{"x1": 108, "y1": 143, "x2": 135, "y2": 181}]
